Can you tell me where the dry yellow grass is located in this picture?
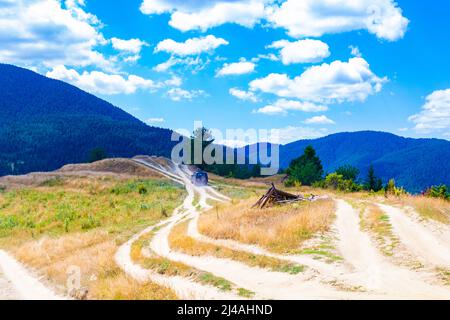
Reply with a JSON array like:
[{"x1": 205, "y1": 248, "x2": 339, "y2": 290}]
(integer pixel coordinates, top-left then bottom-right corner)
[
  {"x1": 169, "y1": 221, "x2": 305, "y2": 274},
  {"x1": 392, "y1": 196, "x2": 449, "y2": 224},
  {"x1": 12, "y1": 230, "x2": 177, "y2": 300},
  {"x1": 199, "y1": 197, "x2": 336, "y2": 253},
  {"x1": 0, "y1": 174, "x2": 185, "y2": 300}
]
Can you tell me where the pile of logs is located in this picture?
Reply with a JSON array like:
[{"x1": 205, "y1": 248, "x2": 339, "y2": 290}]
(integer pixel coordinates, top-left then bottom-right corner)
[{"x1": 253, "y1": 183, "x2": 317, "y2": 209}]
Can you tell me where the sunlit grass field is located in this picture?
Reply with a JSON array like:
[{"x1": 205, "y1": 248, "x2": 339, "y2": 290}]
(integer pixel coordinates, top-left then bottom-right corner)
[{"x1": 0, "y1": 175, "x2": 185, "y2": 299}]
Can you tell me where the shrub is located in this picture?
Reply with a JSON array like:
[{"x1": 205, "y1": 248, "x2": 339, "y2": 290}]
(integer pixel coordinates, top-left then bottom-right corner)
[
  {"x1": 335, "y1": 165, "x2": 360, "y2": 181},
  {"x1": 425, "y1": 185, "x2": 449, "y2": 200},
  {"x1": 322, "y1": 173, "x2": 363, "y2": 192},
  {"x1": 385, "y1": 179, "x2": 407, "y2": 197},
  {"x1": 138, "y1": 184, "x2": 148, "y2": 195}
]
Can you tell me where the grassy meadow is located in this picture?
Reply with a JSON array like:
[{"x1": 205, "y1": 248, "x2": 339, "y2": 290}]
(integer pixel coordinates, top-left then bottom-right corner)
[{"x1": 0, "y1": 174, "x2": 185, "y2": 299}]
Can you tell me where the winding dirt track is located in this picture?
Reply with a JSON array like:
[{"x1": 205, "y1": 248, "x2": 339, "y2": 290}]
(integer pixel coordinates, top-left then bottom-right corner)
[
  {"x1": 0, "y1": 250, "x2": 64, "y2": 300},
  {"x1": 117, "y1": 157, "x2": 450, "y2": 300},
  {"x1": 377, "y1": 203, "x2": 450, "y2": 269}
]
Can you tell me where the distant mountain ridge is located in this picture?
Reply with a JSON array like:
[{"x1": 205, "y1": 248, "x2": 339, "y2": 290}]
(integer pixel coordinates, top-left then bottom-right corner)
[
  {"x1": 0, "y1": 63, "x2": 175, "y2": 176},
  {"x1": 0, "y1": 63, "x2": 448, "y2": 193},
  {"x1": 277, "y1": 131, "x2": 450, "y2": 193}
]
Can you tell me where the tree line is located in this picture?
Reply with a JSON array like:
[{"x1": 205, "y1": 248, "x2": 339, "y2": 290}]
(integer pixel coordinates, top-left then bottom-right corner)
[{"x1": 284, "y1": 145, "x2": 448, "y2": 199}]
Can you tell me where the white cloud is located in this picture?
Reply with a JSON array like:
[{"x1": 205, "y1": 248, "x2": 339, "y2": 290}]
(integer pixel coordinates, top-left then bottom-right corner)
[
  {"x1": 304, "y1": 115, "x2": 335, "y2": 125},
  {"x1": 154, "y1": 58, "x2": 179, "y2": 72},
  {"x1": 140, "y1": 0, "x2": 267, "y2": 32},
  {"x1": 267, "y1": 0, "x2": 409, "y2": 41},
  {"x1": 111, "y1": 38, "x2": 148, "y2": 54},
  {"x1": 229, "y1": 88, "x2": 259, "y2": 102},
  {"x1": 111, "y1": 38, "x2": 148, "y2": 63},
  {"x1": 46, "y1": 65, "x2": 158, "y2": 95},
  {"x1": 140, "y1": 0, "x2": 408, "y2": 41},
  {"x1": 409, "y1": 89, "x2": 450, "y2": 134},
  {"x1": 255, "y1": 99, "x2": 328, "y2": 115},
  {"x1": 216, "y1": 60, "x2": 255, "y2": 77},
  {"x1": 164, "y1": 75, "x2": 182, "y2": 87},
  {"x1": 268, "y1": 39, "x2": 330, "y2": 65},
  {"x1": 0, "y1": 0, "x2": 110, "y2": 69},
  {"x1": 155, "y1": 35, "x2": 228, "y2": 56},
  {"x1": 250, "y1": 57, "x2": 387, "y2": 104},
  {"x1": 146, "y1": 118, "x2": 165, "y2": 124},
  {"x1": 111, "y1": 38, "x2": 148, "y2": 55},
  {"x1": 154, "y1": 56, "x2": 209, "y2": 73},
  {"x1": 252, "y1": 53, "x2": 279, "y2": 63},
  {"x1": 167, "y1": 88, "x2": 206, "y2": 101}
]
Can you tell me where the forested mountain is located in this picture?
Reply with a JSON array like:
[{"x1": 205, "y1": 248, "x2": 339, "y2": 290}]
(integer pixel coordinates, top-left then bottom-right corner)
[
  {"x1": 1, "y1": 64, "x2": 448, "y2": 192},
  {"x1": 0, "y1": 64, "x2": 175, "y2": 175},
  {"x1": 278, "y1": 131, "x2": 450, "y2": 193}
]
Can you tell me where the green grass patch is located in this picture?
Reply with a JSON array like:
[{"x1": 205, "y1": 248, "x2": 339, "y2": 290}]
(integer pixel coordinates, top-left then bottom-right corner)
[{"x1": 238, "y1": 288, "x2": 255, "y2": 298}]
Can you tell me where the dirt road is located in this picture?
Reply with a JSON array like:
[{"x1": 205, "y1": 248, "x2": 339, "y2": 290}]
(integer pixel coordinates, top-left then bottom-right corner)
[
  {"x1": 118, "y1": 157, "x2": 450, "y2": 300},
  {"x1": 0, "y1": 250, "x2": 64, "y2": 300}
]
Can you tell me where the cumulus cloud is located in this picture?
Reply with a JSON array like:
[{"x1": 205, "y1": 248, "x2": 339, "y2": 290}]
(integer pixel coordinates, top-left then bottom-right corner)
[
  {"x1": 140, "y1": 0, "x2": 267, "y2": 32},
  {"x1": 111, "y1": 38, "x2": 148, "y2": 54},
  {"x1": 267, "y1": 0, "x2": 409, "y2": 41},
  {"x1": 155, "y1": 35, "x2": 228, "y2": 56},
  {"x1": 0, "y1": 0, "x2": 111, "y2": 69},
  {"x1": 46, "y1": 65, "x2": 159, "y2": 95},
  {"x1": 216, "y1": 60, "x2": 255, "y2": 77},
  {"x1": 304, "y1": 115, "x2": 335, "y2": 124},
  {"x1": 229, "y1": 88, "x2": 259, "y2": 102},
  {"x1": 249, "y1": 58, "x2": 387, "y2": 104},
  {"x1": 409, "y1": 89, "x2": 450, "y2": 134},
  {"x1": 166, "y1": 88, "x2": 206, "y2": 101},
  {"x1": 268, "y1": 39, "x2": 330, "y2": 65},
  {"x1": 140, "y1": 0, "x2": 408, "y2": 41},
  {"x1": 111, "y1": 37, "x2": 148, "y2": 63},
  {"x1": 164, "y1": 75, "x2": 182, "y2": 87},
  {"x1": 255, "y1": 99, "x2": 328, "y2": 115}
]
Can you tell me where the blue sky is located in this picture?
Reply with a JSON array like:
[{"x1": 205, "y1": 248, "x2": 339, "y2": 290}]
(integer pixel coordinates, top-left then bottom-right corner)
[{"x1": 1, "y1": 0, "x2": 449, "y2": 145}]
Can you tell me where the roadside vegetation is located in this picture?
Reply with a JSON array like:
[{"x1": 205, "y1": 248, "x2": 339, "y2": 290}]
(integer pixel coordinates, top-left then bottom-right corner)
[{"x1": 0, "y1": 174, "x2": 185, "y2": 299}]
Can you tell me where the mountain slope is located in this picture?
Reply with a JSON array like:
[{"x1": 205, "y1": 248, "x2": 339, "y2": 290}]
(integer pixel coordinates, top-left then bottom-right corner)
[
  {"x1": 1, "y1": 64, "x2": 448, "y2": 192},
  {"x1": 0, "y1": 64, "x2": 174, "y2": 176},
  {"x1": 279, "y1": 131, "x2": 450, "y2": 192}
]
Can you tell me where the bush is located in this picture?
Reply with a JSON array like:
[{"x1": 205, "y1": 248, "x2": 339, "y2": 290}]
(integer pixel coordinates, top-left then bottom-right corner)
[
  {"x1": 385, "y1": 179, "x2": 407, "y2": 197},
  {"x1": 322, "y1": 173, "x2": 363, "y2": 192},
  {"x1": 138, "y1": 184, "x2": 148, "y2": 195},
  {"x1": 425, "y1": 185, "x2": 449, "y2": 200},
  {"x1": 335, "y1": 165, "x2": 360, "y2": 181}
]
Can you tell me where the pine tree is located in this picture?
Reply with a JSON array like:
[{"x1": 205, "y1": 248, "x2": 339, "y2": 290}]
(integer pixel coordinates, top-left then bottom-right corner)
[
  {"x1": 286, "y1": 146, "x2": 324, "y2": 186},
  {"x1": 365, "y1": 165, "x2": 383, "y2": 192}
]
